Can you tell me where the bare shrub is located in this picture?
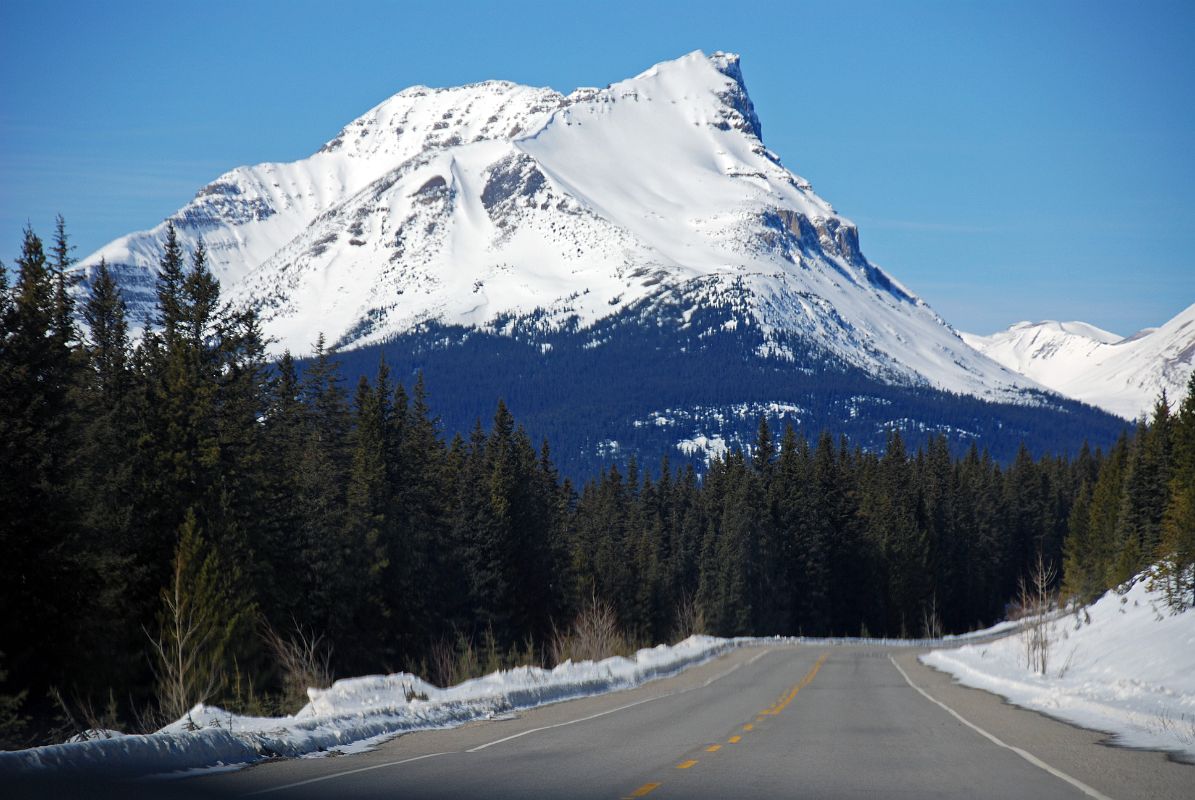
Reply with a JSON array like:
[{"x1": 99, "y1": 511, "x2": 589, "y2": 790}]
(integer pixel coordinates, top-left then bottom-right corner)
[
  {"x1": 920, "y1": 593, "x2": 943, "y2": 639},
  {"x1": 147, "y1": 516, "x2": 252, "y2": 723},
  {"x1": 147, "y1": 565, "x2": 223, "y2": 723},
  {"x1": 1019, "y1": 552, "x2": 1058, "y2": 676},
  {"x1": 47, "y1": 687, "x2": 125, "y2": 742},
  {"x1": 551, "y1": 595, "x2": 629, "y2": 665},
  {"x1": 261, "y1": 621, "x2": 333, "y2": 711},
  {"x1": 671, "y1": 591, "x2": 706, "y2": 643}
]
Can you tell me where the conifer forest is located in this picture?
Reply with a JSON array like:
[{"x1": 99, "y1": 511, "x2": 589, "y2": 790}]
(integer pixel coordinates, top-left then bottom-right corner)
[{"x1": 2, "y1": 220, "x2": 1193, "y2": 748}]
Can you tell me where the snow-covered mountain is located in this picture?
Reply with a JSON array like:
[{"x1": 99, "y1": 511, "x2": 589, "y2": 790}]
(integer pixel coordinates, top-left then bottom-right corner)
[
  {"x1": 962, "y1": 304, "x2": 1195, "y2": 420},
  {"x1": 81, "y1": 50, "x2": 1037, "y2": 405}
]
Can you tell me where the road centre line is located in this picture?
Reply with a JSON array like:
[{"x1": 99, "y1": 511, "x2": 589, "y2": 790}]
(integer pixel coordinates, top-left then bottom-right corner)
[
  {"x1": 466, "y1": 648, "x2": 772, "y2": 753},
  {"x1": 618, "y1": 649, "x2": 827, "y2": 798},
  {"x1": 888, "y1": 655, "x2": 1114, "y2": 800},
  {"x1": 762, "y1": 652, "x2": 827, "y2": 716}
]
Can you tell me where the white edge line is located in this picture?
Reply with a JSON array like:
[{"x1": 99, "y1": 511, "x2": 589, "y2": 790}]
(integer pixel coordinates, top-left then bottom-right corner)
[
  {"x1": 244, "y1": 647, "x2": 773, "y2": 794},
  {"x1": 466, "y1": 647, "x2": 772, "y2": 753},
  {"x1": 887, "y1": 654, "x2": 1115, "y2": 800},
  {"x1": 244, "y1": 751, "x2": 451, "y2": 796}
]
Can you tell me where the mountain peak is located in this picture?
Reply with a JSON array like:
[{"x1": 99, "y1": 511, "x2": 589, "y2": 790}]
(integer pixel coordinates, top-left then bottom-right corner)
[
  {"x1": 78, "y1": 51, "x2": 1038, "y2": 405},
  {"x1": 963, "y1": 304, "x2": 1195, "y2": 418}
]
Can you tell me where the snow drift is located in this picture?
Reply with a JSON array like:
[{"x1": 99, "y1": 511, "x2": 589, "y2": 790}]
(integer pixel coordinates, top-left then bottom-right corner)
[
  {"x1": 922, "y1": 572, "x2": 1195, "y2": 762},
  {"x1": 0, "y1": 636, "x2": 729, "y2": 778}
]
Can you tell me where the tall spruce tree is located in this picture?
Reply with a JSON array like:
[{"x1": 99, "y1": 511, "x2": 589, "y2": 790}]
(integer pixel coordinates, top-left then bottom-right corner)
[
  {"x1": 0, "y1": 226, "x2": 83, "y2": 702},
  {"x1": 1157, "y1": 375, "x2": 1195, "y2": 608}
]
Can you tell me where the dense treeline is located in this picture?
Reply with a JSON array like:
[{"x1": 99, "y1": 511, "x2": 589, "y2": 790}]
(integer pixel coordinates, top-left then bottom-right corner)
[
  {"x1": 1, "y1": 220, "x2": 1191, "y2": 748},
  {"x1": 327, "y1": 310, "x2": 1128, "y2": 478}
]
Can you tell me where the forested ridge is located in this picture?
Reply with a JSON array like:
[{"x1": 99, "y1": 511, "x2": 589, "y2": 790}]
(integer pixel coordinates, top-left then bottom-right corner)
[{"x1": 1, "y1": 220, "x2": 1192, "y2": 748}]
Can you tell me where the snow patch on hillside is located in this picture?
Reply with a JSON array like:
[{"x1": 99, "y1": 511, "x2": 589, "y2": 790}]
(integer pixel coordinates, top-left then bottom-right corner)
[{"x1": 922, "y1": 573, "x2": 1195, "y2": 762}]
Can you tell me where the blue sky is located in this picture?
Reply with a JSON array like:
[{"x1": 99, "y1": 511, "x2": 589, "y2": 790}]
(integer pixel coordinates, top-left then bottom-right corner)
[{"x1": 2, "y1": 0, "x2": 1192, "y2": 335}]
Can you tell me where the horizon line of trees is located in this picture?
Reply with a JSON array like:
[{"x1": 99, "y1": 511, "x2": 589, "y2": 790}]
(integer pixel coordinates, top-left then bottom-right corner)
[{"x1": 1, "y1": 218, "x2": 1192, "y2": 750}]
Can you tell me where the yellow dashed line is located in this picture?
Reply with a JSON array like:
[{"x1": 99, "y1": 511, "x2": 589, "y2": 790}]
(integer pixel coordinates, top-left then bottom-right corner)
[
  {"x1": 762, "y1": 652, "x2": 828, "y2": 717},
  {"x1": 618, "y1": 652, "x2": 828, "y2": 798}
]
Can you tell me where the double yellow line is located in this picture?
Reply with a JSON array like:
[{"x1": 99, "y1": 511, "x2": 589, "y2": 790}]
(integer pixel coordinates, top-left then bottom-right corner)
[
  {"x1": 621, "y1": 651, "x2": 828, "y2": 798},
  {"x1": 760, "y1": 652, "x2": 827, "y2": 716}
]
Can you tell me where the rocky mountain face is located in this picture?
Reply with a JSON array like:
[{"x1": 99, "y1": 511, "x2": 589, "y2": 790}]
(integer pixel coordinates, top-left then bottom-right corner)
[
  {"x1": 963, "y1": 304, "x2": 1195, "y2": 420},
  {"x1": 81, "y1": 51, "x2": 1034, "y2": 401},
  {"x1": 78, "y1": 51, "x2": 1127, "y2": 473}
]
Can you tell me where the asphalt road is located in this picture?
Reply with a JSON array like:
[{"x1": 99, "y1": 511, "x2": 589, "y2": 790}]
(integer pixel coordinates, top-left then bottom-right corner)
[{"x1": 19, "y1": 643, "x2": 1191, "y2": 799}]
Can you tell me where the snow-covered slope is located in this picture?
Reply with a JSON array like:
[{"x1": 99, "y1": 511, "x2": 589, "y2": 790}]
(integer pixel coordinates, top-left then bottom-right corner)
[
  {"x1": 79, "y1": 50, "x2": 1038, "y2": 404},
  {"x1": 923, "y1": 572, "x2": 1195, "y2": 762},
  {"x1": 963, "y1": 303, "x2": 1195, "y2": 419}
]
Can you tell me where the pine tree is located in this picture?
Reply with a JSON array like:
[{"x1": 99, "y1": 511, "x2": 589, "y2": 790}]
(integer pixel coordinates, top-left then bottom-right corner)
[
  {"x1": 154, "y1": 221, "x2": 185, "y2": 340},
  {"x1": 73, "y1": 259, "x2": 142, "y2": 695},
  {"x1": 341, "y1": 366, "x2": 393, "y2": 669},
  {"x1": 256, "y1": 351, "x2": 308, "y2": 622},
  {"x1": 1088, "y1": 432, "x2": 1129, "y2": 589},
  {"x1": 81, "y1": 260, "x2": 130, "y2": 403},
  {"x1": 0, "y1": 226, "x2": 83, "y2": 701},
  {"x1": 294, "y1": 335, "x2": 351, "y2": 639},
  {"x1": 1157, "y1": 374, "x2": 1195, "y2": 609},
  {"x1": 1112, "y1": 402, "x2": 1172, "y2": 584},
  {"x1": 1062, "y1": 482, "x2": 1099, "y2": 602},
  {"x1": 48, "y1": 214, "x2": 79, "y2": 354}
]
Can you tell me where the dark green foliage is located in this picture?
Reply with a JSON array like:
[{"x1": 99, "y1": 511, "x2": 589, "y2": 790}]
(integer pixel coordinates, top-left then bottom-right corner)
[{"x1": 324, "y1": 314, "x2": 1126, "y2": 479}]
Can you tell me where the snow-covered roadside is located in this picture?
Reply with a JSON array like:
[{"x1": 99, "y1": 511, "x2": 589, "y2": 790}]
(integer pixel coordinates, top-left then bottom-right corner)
[
  {"x1": 922, "y1": 575, "x2": 1195, "y2": 762},
  {"x1": 761, "y1": 619, "x2": 1021, "y2": 648},
  {"x1": 0, "y1": 635, "x2": 731, "y2": 778}
]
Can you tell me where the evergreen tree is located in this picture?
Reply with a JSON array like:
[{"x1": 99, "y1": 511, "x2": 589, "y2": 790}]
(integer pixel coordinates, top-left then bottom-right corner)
[
  {"x1": 1062, "y1": 482, "x2": 1099, "y2": 602},
  {"x1": 0, "y1": 226, "x2": 83, "y2": 703},
  {"x1": 341, "y1": 365, "x2": 393, "y2": 669},
  {"x1": 48, "y1": 214, "x2": 79, "y2": 354},
  {"x1": 294, "y1": 335, "x2": 352, "y2": 639},
  {"x1": 1087, "y1": 432, "x2": 1129, "y2": 588},
  {"x1": 1157, "y1": 374, "x2": 1195, "y2": 608}
]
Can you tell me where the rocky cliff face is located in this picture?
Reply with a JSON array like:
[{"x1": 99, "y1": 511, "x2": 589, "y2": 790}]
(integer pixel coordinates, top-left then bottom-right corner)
[{"x1": 79, "y1": 50, "x2": 1038, "y2": 405}]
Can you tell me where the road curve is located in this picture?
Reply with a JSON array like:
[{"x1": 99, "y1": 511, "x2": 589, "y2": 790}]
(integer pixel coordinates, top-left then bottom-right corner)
[{"x1": 12, "y1": 643, "x2": 1193, "y2": 799}]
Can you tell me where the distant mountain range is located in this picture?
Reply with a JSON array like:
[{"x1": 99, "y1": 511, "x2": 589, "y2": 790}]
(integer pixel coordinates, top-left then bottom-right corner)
[
  {"x1": 963, "y1": 303, "x2": 1195, "y2": 420},
  {"x1": 77, "y1": 51, "x2": 1132, "y2": 473}
]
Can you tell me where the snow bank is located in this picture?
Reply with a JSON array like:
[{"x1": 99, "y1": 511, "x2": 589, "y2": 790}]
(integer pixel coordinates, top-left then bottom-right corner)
[
  {"x1": 0, "y1": 636, "x2": 730, "y2": 778},
  {"x1": 922, "y1": 574, "x2": 1195, "y2": 761}
]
